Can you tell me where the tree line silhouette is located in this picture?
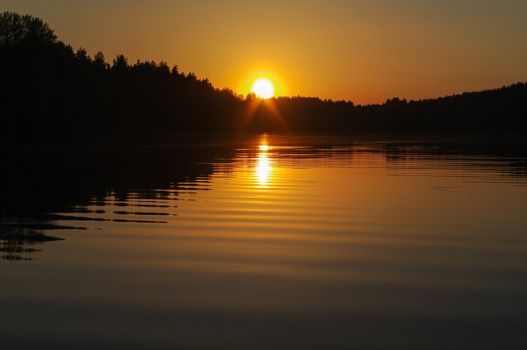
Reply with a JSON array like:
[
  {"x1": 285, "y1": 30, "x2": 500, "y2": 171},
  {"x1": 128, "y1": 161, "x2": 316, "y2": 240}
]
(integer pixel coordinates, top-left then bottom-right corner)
[{"x1": 1, "y1": 12, "x2": 526, "y2": 144}]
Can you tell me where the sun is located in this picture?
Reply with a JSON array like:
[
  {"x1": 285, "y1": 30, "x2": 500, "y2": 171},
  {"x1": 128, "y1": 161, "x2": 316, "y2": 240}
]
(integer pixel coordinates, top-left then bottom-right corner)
[{"x1": 251, "y1": 78, "x2": 275, "y2": 99}]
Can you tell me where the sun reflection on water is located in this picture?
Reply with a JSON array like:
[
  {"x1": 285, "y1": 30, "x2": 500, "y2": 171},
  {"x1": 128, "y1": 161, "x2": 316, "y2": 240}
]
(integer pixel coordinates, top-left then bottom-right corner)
[{"x1": 256, "y1": 136, "x2": 272, "y2": 187}]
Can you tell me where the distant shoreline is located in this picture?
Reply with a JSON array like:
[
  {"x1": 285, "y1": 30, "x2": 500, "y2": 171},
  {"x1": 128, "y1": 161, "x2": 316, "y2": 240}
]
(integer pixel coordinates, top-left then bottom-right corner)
[
  {"x1": 2, "y1": 12, "x2": 526, "y2": 144},
  {"x1": 1, "y1": 131, "x2": 527, "y2": 151}
]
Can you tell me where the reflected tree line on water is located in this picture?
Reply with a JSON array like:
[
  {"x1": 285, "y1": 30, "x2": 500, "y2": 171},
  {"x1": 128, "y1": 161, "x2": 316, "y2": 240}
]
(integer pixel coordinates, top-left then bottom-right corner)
[
  {"x1": 1, "y1": 138, "x2": 527, "y2": 260},
  {"x1": 0, "y1": 226, "x2": 62, "y2": 261},
  {"x1": 0, "y1": 145, "x2": 237, "y2": 260},
  {"x1": 1, "y1": 12, "x2": 527, "y2": 145},
  {"x1": 2, "y1": 140, "x2": 526, "y2": 218}
]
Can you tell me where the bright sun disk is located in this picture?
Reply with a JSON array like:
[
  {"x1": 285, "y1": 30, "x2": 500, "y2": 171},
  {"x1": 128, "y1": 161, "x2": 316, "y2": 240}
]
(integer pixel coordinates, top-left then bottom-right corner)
[{"x1": 251, "y1": 78, "x2": 275, "y2": 99}]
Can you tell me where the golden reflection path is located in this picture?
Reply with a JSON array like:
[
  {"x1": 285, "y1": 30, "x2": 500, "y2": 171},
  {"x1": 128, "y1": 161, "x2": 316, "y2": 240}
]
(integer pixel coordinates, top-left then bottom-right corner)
[{"x1": 255, "y1": 135, "x2": 272, "y2": 187}]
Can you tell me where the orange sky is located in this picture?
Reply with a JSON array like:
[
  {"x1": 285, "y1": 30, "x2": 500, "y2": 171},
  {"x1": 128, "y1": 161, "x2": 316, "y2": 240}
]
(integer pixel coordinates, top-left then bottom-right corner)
[{"x1": 5, "y1": 0, "x2": 527, "y2": 104}]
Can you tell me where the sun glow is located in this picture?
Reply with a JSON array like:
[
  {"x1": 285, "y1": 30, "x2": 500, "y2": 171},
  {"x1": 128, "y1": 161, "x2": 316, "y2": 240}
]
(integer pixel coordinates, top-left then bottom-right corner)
[{"x1": 251, "y1": 78, "x2": 275, "y2": 99}]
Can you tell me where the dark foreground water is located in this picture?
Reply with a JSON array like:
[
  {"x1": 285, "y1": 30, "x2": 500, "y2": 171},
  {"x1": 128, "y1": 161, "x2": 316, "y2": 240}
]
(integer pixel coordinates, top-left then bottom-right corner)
[{"x1": 1, "y1": 134, "x2": 526, "y2": 349}]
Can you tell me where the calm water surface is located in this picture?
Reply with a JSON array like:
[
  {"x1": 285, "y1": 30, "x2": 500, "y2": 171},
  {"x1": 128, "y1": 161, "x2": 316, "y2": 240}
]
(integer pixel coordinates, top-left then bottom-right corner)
[{"x1": 1, "y1": 134, "x2": 526, "y2": 349}]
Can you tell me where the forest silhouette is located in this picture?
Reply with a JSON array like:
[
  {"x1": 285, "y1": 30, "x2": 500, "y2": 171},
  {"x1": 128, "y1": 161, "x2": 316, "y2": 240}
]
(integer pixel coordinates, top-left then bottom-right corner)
[{"x1": 1, "y1": 12, "x2": 526, "y2": 145}]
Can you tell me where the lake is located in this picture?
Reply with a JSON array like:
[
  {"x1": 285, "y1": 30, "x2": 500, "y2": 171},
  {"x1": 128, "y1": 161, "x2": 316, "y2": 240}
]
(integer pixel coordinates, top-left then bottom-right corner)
[{"x1": 1, "y1": 134, "x2": 526, "y2": 349}]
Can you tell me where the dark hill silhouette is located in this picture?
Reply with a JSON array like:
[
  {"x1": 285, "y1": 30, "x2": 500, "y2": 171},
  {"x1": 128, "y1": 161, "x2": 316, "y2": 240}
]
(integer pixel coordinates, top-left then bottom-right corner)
[{"x1": 1, "y1": 11, "x2": 526, "y2": 144}]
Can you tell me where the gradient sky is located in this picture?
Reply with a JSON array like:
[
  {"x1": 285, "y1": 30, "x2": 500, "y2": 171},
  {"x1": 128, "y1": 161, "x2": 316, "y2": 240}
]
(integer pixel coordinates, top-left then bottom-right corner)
[{"x1": 4, "y1": 0, "x2": 527, "y2": 104}]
